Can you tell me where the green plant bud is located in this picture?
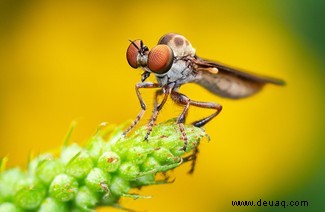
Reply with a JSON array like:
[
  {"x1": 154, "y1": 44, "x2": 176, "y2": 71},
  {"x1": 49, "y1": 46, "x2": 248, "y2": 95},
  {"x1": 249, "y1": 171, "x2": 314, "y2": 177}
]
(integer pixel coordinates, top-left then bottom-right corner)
[
  {"x1": 0, "y1": 168, "x2": 25, "y2": 201},
  {"x1": 109, "y1": 142, "x2": 129, "y2": 160},
  {"x1": 110, "y1": 129, "x2": 156, "y2": 160},
  {"x1": 38, "y1": 197, "x2": 68, "y2": 212},
  {"x1": 75, "y1": 186, "x2": 98, "y2": 210},
  {"x1": 28, "y1": 153, "x2": 54, "y2": 177},
  {"x1": 133, "y1": 174, "x2": 155, "y2": 186},
  {"x1": 0, "y1": 119, "x2": 206, "y2": 210},
  {"x1": 106, "y1": 125, "x2": 126, "y2": 146},
  {"x1": 60, "y1": 143, "x2": 82, "y2": 165},
  {"x1": 158, "y1": 138, "x2": 186, "y2": 156},
  {"x1": 118, "y1": 162, "x2": 140, "y2": 179},
  {"x1": 100, "y1": 194, "x2": 120, "y2": 206},
  {"x1": 65, "y1": 151, "x2": 94, "y2": 180},
  {"x1": 97, "y1": 151, "x2": 120, "y2": 173},
  {"x1": 49, "y1": 174, "x2": 78, "y2": 202},
  {"x1": 140, "y1": 156, "x2": 160, "y2": 172},
  {"x1": 36, "y1": 158, "x2": 64, "y2": 185},
  {"x1": 14, "y1": 178, "x2": 46, "y2": 210},
  {"x1": 86, "y1": 136, "x2": 106, "y2": 163},
  {"x1": 109, "y1": 176, "x2": 130, "y2": 196},
  {"x1": 152, "y1": 147, "x2": 181, "y2": 165},
  {"x1": 158, "y1": 121, "x2": 204, "y2": 155},
  {"x1": 85, "y1": 168, "x2": 111, "y2": 193},
  {"x1": 0, "y1": 202, "x2": 22, "y2": 212},
  {"x1": 126, "y1": 146, "x2": 148, "y2": 164}
]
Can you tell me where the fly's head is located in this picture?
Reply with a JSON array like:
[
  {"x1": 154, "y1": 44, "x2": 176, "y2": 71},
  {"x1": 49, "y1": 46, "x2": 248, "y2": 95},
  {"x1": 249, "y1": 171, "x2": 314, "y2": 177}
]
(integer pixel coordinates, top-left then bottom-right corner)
[
  {"x1": 126, "y1": 40, "x2": 149, "y2": 69},
  {"x1": 126, "y1": 39, "x2": 174, "y2": 77}
]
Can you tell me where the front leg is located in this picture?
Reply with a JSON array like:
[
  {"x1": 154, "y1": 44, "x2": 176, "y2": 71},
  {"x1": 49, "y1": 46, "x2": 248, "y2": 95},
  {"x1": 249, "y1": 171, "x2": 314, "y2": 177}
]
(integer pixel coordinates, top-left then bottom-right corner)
[
  {"x1": 123, "y1": 82, "x2": 161, "y2": 137},
  {"x1": 144, "y1": 85, "x2": 172, "y2": 140},
  {"x1": 141, "y1": 71, "x2": 151, "y2": 82},
  {"x1": 153, "y1": 89, "x2": 164, "y2": 109}
]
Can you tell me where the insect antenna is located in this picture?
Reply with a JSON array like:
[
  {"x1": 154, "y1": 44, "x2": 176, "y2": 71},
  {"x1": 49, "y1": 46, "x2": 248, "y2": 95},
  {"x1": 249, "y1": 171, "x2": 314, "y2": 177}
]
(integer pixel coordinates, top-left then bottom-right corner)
[{"x1": 129, "y1": 40, "x2": 140, "y2": 51}]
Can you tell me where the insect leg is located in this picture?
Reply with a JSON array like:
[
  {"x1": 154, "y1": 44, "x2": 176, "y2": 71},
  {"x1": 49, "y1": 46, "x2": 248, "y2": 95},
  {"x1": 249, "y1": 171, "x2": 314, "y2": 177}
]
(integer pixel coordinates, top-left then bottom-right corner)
[
  {"x1": 190, "y1": 100, "x2": 222, "y2": 127},
  {"x1": 153, "y1": 89, "x2": 164, "y2": 108},
  {"x1": 182, "y1": 145, "x2": 199, "y2": 174},
  {"x1": 123, "y1": 82, "x2": 161, "y2": 137},
  {"x1": 170, "y1": 91, "x2": 222, "y2": 147},
  {"x1": 170, "y1": 91, "x2": 191, "y2": 151},
  {"x1": 144, "y1": 85, "x2": 171, "y2": 140}
]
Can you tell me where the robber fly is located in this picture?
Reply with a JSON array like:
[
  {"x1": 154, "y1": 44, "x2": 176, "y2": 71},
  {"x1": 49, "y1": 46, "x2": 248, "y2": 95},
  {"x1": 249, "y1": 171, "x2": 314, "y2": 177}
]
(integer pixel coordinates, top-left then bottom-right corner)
[{"x1": 123, "y1": 33, "x2": 285, "y2": 151}]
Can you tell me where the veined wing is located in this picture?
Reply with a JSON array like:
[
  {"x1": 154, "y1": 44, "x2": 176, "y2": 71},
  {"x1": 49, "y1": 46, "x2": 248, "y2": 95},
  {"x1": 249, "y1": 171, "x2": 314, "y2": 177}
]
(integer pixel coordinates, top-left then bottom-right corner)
[{"x1": 192, "y1": 56, "x2": 285, "y2": 99}]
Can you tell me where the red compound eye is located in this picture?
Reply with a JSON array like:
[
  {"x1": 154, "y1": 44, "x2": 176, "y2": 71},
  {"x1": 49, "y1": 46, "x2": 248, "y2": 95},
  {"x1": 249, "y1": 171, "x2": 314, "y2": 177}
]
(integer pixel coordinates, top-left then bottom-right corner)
[
  {"x1": 147, "y1": 45, "x2": 174, "y2": 74},
  {"x1": 126, "y1": 40, "x2": 142, "y2": 68}
]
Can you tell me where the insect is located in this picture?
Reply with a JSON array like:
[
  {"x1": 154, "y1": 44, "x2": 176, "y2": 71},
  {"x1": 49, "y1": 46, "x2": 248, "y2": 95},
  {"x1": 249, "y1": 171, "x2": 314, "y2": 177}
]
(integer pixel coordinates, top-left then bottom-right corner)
[{"x1": 124, "y1": 33, "x2": 285, "y2": 151}]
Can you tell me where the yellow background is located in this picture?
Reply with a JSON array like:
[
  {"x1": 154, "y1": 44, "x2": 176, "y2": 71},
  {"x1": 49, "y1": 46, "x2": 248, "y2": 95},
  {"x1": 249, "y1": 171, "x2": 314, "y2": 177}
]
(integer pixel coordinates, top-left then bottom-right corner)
[{"x1": 1, "y1": 0, "x2": 324, "y2": 211}]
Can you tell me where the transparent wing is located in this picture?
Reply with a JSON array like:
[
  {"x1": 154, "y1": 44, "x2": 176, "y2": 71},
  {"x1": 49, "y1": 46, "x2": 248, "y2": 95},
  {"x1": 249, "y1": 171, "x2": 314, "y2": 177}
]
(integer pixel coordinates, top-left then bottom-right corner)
[{"x1": 192, "y1": 56, "x2": 285, "y2": 99}]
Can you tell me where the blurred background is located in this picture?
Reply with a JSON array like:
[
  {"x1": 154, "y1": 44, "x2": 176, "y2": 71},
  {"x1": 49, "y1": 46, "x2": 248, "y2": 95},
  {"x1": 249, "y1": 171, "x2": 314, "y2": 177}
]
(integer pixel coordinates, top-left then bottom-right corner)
[{"x1": 0, "y1": 0, "x2": 324, "y2": 211}]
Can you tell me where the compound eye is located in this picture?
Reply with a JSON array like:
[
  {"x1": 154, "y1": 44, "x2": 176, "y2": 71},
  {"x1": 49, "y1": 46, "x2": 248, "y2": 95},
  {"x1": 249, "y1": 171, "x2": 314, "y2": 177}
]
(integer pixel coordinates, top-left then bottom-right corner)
[
  {"x1": 148, "y1": 45, "x2": 174, "y2": 74},
  {"x1": 126, "y1": 40, "x2": 142, "y2": 68}
]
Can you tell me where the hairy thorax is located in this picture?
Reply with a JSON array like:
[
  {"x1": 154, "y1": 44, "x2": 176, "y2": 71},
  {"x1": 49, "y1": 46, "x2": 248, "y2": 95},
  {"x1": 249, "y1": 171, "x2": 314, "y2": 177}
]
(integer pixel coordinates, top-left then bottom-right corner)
[{"x1": 154, "y1": 59, "x2": 197, "y2": 89}]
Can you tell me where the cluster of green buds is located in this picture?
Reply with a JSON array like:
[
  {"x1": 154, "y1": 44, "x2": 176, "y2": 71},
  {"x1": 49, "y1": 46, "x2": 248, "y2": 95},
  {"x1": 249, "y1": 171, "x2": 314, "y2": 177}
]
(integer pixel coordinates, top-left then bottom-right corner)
[{"x1": 0, "y1": 119, "x2": 206, "y2": 211}]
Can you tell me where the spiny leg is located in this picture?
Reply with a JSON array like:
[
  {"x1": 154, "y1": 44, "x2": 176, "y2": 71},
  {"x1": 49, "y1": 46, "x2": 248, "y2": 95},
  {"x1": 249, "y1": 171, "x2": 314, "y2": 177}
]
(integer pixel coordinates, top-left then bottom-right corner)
[
  {"x1": 170, "y1": 91, "x2": 191, "y2": 151},
  {"x1": 123, "y1": 82, "x2": 160, "y2": 137},
  {"x1": 188, "y1": 146, "x2": 199, "y2": 174},
  {"x1": 182, "y1": 145, "x2": 199, "y2": 174},
  {"x1": 144, "y1": 89, "x2": 165, "y2": 140},
  {"x1": 144, "y1": 85, "x2": 172, "y2": 140},
  {"x1": 171, "y1": 91, "x2": 222, "y2": 149}
]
